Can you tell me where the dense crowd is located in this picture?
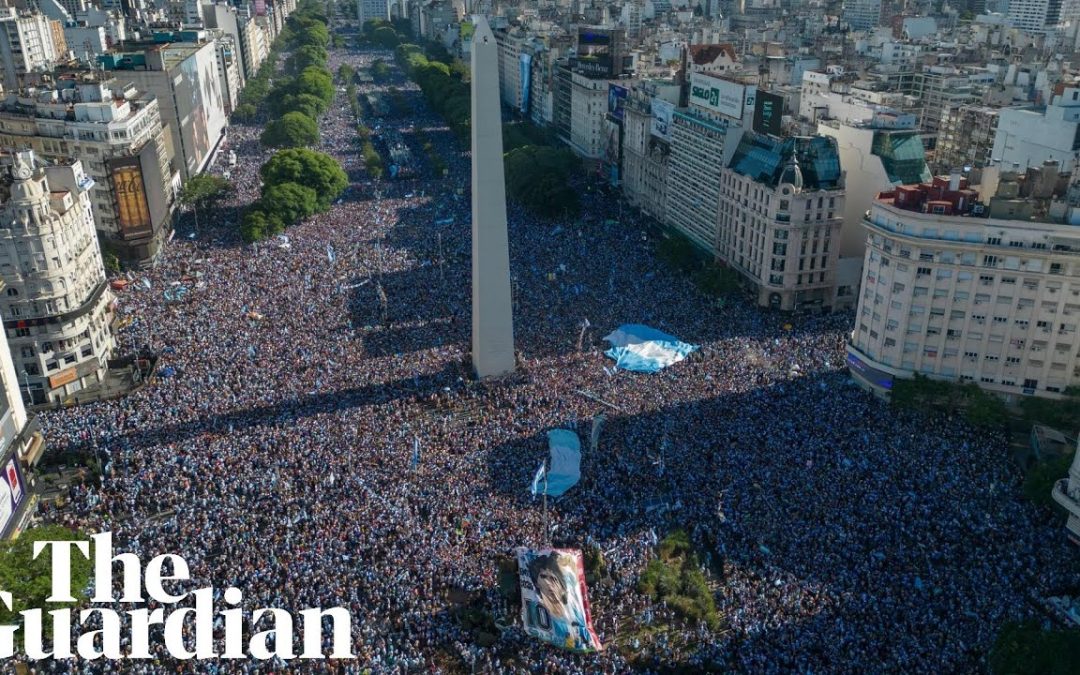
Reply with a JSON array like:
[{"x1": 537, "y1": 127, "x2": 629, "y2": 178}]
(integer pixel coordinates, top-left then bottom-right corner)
[{"x1": 28, "y1": 47, "x2": 1078, "y2": 673}]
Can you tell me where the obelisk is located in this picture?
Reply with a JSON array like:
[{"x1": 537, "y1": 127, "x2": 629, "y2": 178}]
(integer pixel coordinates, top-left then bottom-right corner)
[{"x1": 470, "y1": 17, "x2": 516, "y2": 378}]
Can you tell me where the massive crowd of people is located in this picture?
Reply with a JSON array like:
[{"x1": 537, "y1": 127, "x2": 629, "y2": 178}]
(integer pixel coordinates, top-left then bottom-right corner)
[{"x1": 28, "y1": 46, "x2": 1078, "y2": 673}]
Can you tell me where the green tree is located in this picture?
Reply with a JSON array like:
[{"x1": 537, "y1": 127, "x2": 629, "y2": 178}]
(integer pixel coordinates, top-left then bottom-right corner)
[
  {"x1": 287, "y1": 43, "x2": 329, "y2": 74},
  {"x1": 260, "y1": 181, "x2": 319, "y2": 226},
  {"x1": 260, "y1": 148, "x2": 348, "y2": 211},
  {"x1": 293, "y1": 66, "x2": 335, "y2": 108},
  {"x1": 504, "y1": 146, "x2": 581, "y2": 218},
  {"x1": 337, "y1": 63, "x2": 356, "y2": 84},
  {"x1": 0, "y1": 526, "x2": 93, "y2": 624},
  {"x1": 260, "y1": 111, "x2": 320, "y2": 148},
  {"x1": 291, "y1": 19, "x2": 329, "y2": 49},
  {"x1": 180, "y1": 174, "x2": 232, "y2": 228},
  {"x1": 989, "y1": 621, "x2": 1080, "y2": 675},
  {"x1": 180, "y1": 173, "x2": 231, "y2": 208},
  {"x1": 233, "y1": 102, "x2": 258, "y2": 122},
  {"x1": 277, "y1": 92, "x2": 328, "y2": 119},
  {"x1": 371, "y1": 25, "x2": 400, "y2": 48},
  {"x1": 240, "y1": 208, "x2": 284, "y2": 243}
]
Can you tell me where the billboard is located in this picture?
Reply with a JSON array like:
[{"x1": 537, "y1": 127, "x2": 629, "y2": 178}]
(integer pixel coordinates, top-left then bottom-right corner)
[
  {"x1": 0, "y1": 457, "x2": 26, "y2": 535},
  {"x1": 517, "y1": 548, "x2": 602, "y2": 653},
  {"x1": 108, "y1": 156, "x2": 153, "y2": 236},
  {"x1": 689, "y1": 72, "x2": 744, "y2": 119},
  {"x1": 650, "y1": 98, "x2": 674, "y2": 140},
  {"x1": 519, "y1": 53, "x2": 532, "y2": 114},
  {"x1": 176, "y1": 44, "x2": 227, "y2": 175},
  {"x1": 254, "y1": 0, "x2": 266, "y2": 15},
  {"x1": 607, "y1": 84, "x2": 628, "y2": 120},
  {"x1": 753, "y1": 91, "x2": 784, "y2": 136}
]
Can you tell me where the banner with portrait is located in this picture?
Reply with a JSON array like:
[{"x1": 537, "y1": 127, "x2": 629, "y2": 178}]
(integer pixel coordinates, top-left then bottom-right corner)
[{"x1": 516, "y1": 547, "x2": 602, "y2": 653}]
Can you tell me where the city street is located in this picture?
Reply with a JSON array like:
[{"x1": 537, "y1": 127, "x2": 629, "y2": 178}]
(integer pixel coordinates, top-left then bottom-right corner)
[{"x1": 31, "y1": 46, "x2": 1079, "y2": 673}]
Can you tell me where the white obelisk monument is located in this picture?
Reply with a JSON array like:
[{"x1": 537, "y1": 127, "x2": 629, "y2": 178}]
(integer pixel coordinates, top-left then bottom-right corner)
[{"x1": 470, "y1": 17, "x2": 516, "y2": 378}]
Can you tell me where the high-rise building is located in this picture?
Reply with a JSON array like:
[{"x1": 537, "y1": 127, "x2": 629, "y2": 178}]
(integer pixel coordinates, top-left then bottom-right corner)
[
  {"x1": 991, "y1": 85, "x2": 1080, "y2": 174},
  {"x1": 0, "y1": 152, "x2": 115, "y2": 405},
  {"x1": 664, "y1": 71, "x2": 757, "y2": 250},
  {"x1": 99, "y1": 36, "x2": 229, "y2": 179},
  {"x1": 0, "y1": 77, "x2": 176, "y2": 263},
  {"x1": 848, "y1": 163, "x2": 1080, "y2": 399},
  {"x1": 358, "y1": 0, "x2": 390, "y2": 24},
  {"x1": 1008, "y1": 0, "x2": 1080, "y2": 33},
  {"x1": 841, "y1": 0, "x2": 882, "y2": 31},
  {"x1": 0, "y1": 8, "x2": 62, "y2": 90}
]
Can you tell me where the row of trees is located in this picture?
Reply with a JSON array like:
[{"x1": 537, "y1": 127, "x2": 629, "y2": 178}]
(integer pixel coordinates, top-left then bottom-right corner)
[
  {"x1": 258, "y1": 4, "x2": 335, "y2": 149},
  {"x1": 241, "y1": 149, "x2": 348, "y2": 242},
  {"x1": 395, "y1": 43, "x2": 471, "y2": 138},
  {"x1": 240, "y1": 0, "x2": 348, "y2": 241}
]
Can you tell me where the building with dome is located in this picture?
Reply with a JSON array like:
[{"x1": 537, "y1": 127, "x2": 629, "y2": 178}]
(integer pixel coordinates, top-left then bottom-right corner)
[
  {"x1": 0, "y1": 151, "x2": 114, "y2": 405},
  {"x1": 717, "y1": 132, "x2": 846, "y2": 311}
]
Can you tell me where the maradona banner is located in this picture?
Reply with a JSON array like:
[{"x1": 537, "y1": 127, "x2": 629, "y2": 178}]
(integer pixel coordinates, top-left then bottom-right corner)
[{"x1": 516, "y1": 547, "x2": 602, "y2": 653}]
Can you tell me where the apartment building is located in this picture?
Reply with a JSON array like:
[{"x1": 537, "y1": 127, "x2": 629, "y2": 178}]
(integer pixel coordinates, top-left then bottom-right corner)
[
  {"x1": 621, "y1": 87, "x2": 671, "y2": 222},
  {"x1": 100, "y1": 36, "x2": 228, "y2": 179},
  {"x1": 665, "y1": 71, "x2": 757, "y2": 250},
  {"x1": 935, "y1": 104, "x2": 999, "y2": 173},
  {"x1": 849, "y1": 163, "x2": 1080, "y2": 400},
  {"x1": 0, "y1": 78, "x2": 175, "y2": 263},
  {"x1": 0, "y1": 8, "x2": 62, "y2": 90},
  {"x1": 717, "y1": 133, "x2": 846, "y2": 310},
  {"x1": 0, "y1": 152, "x2": 114, "y2": 405}
]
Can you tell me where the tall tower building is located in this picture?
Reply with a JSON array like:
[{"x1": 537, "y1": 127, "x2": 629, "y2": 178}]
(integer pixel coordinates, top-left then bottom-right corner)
[
  {"x1": 358, "y1": 0, "x2": 390, "y2": 24},
  {"x1": 470, "y1": 18, "x2": 515, "y2": 378}
]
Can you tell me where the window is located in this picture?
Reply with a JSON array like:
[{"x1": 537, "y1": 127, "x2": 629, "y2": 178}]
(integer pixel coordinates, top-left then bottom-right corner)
[
  {"x1": 983, "y1": 255, "x2": 998, "y2": 267},
  {"x1": 917, "y1": 267, "x2": 931, "y2": 277}
]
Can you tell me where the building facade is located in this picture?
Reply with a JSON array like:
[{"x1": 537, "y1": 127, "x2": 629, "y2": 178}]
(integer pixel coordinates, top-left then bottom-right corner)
[
  {"x1": 0, "y1": 9, "x2": 61, "y2": 91},
  {"x1": 101, "y1": 37, "x2": 229, "y2": 179},
  {"x1": 0, "y1": 78, "x2": 175, "y2": 263},
  {"x1": 718, "y1": 133, "x2": 846, "y2": 310},
  {"x1": 848, "y1": 166, "x2": 1080, "y2": 399},
  {"x1": 0, "y1": 152, "x2": 114, "y2": 405},
  {"x1": 935, "y1": 104, "x2": 999, "y2": 173}
]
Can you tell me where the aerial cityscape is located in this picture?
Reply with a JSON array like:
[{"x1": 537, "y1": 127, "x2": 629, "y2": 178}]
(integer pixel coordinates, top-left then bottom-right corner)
[{"x1": 0, "y1": 0, "x2": 1076, "y2": 671}]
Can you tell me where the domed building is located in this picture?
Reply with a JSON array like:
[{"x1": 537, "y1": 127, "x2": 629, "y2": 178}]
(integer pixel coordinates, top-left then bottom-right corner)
[{"x1": 0, "y1": 151, "x2": 114, "y2": 405}]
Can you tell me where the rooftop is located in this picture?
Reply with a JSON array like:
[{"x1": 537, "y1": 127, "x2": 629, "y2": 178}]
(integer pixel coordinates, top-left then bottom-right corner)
[
  {"x1": 875, "y1": 161, "x2": 1076, "y2": 225},
  {"x1": 728, "y1": 133, "x2": 843, "y2": 192}
]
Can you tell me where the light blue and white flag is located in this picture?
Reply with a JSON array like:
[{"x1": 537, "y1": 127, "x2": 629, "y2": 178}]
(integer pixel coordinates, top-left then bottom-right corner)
[
  {"x1": 530, "y1": 463, "x2": 546, "y2": 498},
  {"x1": 411, "y1": 437, "x2": 420, "y2": 470},
  {"x1": 327, "y1": 244, "x2": 336, "y2": 264}
]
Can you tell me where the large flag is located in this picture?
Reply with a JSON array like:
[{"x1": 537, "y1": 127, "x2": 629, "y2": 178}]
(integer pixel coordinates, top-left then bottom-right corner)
[
  {"x1": 603, "y1": 324, "x2": 698, "y2": 373},
  {"x1": 516, "y1": 547, "x2": 602, "y2": 653},
  {"x1": 530, "y1": 463, "x2": 546, "y2": 498},
  {"x1": 545, "y1": 429, "x2": 581, "y2": 497}
]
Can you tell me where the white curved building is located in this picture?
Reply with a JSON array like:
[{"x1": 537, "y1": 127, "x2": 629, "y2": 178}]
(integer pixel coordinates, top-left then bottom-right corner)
[{"x1": 0, "y1": 151, "x2": 114, "y2": 405}]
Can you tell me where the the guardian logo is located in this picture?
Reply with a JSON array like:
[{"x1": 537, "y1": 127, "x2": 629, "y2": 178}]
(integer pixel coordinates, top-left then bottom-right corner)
[{"x1": 0, "y1": 532, "x2": 354, "y2": 661}]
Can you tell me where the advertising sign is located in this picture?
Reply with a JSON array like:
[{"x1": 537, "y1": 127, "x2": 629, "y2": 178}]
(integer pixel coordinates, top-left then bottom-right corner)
[
  {"x1": 689, "y1": 72, "x2": 744, "y2": 119},
  {"x1": 650, "y1": 98, "x2": 674, "y2": 140},
  {"x1": 0, "y1": 457, "x2": 26, "y2": 535},
  {"x1": 519, "y1": 53, "x2": 532, "y2": 114},
  {"x1": 48, "y1": 367, "x2": 78, "y2": 389},
  {"x1": 108, "y1": 157, "x2": 153, "y2": 236},
  {"x1": 607, "y1": 84, "x2": 628, "y2": 121},
  {"x1": 846, "y1": 353, "x2": 894, "y2": 390},
  {"x1": 254, "y1": 0, "x2": 266, "y2": 15},
  {"x1": 517, "y1": 548, "x2": 602, "y2": 653},
  {"x1": 753, "y1": 91, "x2": 784, "y2": 136}
]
